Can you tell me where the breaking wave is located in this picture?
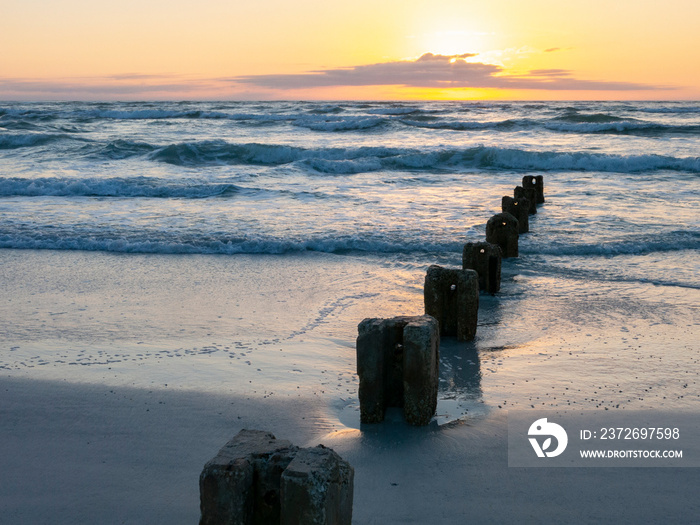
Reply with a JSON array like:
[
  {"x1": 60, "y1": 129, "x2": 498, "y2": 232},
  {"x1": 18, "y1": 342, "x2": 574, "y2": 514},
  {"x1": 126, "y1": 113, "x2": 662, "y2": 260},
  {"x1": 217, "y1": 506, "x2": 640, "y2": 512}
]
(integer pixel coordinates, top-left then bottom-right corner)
[
  {"x1": 634, "y1": 105, "x2": 700, "y2": 114},
  {"x1": 0, "y1": 231, "x2": 461, "y2": 256},
  {"x1": 292, "y1": 117, "x2": 386, "y2": 132},
  {"x1": 139, "y1": 141, "x2": 700, "y2": 173},
  {"x1": 0, "y1": 133, "x2": 77, "y2": 149},
  {"x1": 553, "y1": 112, "x2": 629, "y2": 123},
  {"x1": 2, "y1": 228, "x2": 697, "y2": 259},
  {"x1": 401, "y1": 116, "x2": 700, "y2": 135},
  {"x1": 522, "y1": 231, "x2": 700, "y2": 256},
  {"x1": 0, "y1": 176, "x2": 241, "y2": 198}
]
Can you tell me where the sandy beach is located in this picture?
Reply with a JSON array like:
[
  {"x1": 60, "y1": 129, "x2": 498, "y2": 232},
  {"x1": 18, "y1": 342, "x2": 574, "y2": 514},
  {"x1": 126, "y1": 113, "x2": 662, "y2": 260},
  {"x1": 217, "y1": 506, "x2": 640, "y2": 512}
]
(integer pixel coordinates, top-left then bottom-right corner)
[
  {"x1": 1, "y1": 247, "x2": 698, "y2": 523},
  {"x1": 2, "y1": 376, "x2": 699, "y2": 524}
]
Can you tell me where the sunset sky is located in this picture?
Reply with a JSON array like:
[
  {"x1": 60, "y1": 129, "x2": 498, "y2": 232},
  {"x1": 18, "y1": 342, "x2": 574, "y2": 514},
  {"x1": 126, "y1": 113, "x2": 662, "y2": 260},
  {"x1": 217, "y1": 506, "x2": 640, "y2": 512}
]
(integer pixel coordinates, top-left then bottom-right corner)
[{"x1": 2, "y1": 0, "x2": 699, "y2": 100}]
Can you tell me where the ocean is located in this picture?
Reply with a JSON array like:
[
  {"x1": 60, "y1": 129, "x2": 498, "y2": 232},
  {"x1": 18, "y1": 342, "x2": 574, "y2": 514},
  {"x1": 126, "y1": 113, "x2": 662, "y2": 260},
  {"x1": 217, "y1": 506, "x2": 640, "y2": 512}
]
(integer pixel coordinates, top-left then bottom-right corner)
[{"x1": 1, "y1": 100, "x2": 698, "y2": 419}]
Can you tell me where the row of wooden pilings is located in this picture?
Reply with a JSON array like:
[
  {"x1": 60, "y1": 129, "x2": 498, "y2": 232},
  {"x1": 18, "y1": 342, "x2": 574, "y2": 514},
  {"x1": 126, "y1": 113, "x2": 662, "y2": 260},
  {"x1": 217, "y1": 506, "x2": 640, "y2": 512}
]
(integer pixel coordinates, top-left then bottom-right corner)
[
  {"x1": 356, "y1": 175, "x2": 546, "y2": 426},
  {"x1": 198, "y1": 176, "x2": 546, "y2": 525}
]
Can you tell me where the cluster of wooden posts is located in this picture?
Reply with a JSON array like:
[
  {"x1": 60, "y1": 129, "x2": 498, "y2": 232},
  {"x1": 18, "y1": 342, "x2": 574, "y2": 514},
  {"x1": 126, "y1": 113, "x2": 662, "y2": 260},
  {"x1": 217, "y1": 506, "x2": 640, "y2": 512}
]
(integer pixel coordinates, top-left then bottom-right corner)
[
  {"x1": 198, "y1": 176, "x2": 545, "y2": 524},
  {"x1": 356, "y1": 175, "x2": 545, "y2": 426}
]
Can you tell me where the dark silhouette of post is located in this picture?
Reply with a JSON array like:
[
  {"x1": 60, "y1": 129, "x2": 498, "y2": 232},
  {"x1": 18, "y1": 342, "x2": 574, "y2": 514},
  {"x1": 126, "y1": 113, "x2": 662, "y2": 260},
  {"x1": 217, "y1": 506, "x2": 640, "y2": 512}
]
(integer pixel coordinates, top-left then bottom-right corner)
[
  {"x1": 462, "y1": 241, "x2": 502, "y2": 294},
  {"x1": 514, "y1": 186, "x2": 537, "y2": 214},
  {"x1": 486, "y1": 212, "x2": 519, "y2": 258},
  {"x1": 424, "y1": 265, "x2": 479, "y2": 341},
  {"x1": 522, "y1": 175, "x2": 545, "y2": 203},
  {"x1": 501, "y1": 196, "x2": 529, "y2": 233}
]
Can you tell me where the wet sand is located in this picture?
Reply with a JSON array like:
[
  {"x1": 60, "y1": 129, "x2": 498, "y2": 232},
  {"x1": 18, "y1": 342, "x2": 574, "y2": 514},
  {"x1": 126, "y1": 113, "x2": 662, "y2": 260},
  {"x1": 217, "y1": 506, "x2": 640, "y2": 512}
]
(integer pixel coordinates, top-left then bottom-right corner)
[
  {"x1": 1, "y1": 249, "x2": 698, "y2": 523},
  {"x1": 1, "y1": 376, "x2": 698, "y2": 524}
]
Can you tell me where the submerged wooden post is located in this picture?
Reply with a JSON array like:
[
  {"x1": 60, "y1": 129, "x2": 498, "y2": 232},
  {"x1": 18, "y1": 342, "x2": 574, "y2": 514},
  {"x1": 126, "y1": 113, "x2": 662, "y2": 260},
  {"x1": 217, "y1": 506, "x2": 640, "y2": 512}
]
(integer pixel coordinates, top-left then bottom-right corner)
[
  {"x1": 501, "y1": 195, "x2": 529, "y2": 234},
  {"x1": 423, "y1": 265, "x2": 479, "y2": 341},
  {"x1": 514, "y1": 186, "x2": 537, "y2": 214},
  {"x1": 486, "y1": 212, "x2": 519, "y2": 258},
  {"x1": 356, "y1": 315, "x2": 439, "y2": 425},
  {"x1": 522, "y1": 175, "x2": 545, "y2": 204},
  {"x1": 462, "y1": 241, "x2": 502, "y2": 294}
]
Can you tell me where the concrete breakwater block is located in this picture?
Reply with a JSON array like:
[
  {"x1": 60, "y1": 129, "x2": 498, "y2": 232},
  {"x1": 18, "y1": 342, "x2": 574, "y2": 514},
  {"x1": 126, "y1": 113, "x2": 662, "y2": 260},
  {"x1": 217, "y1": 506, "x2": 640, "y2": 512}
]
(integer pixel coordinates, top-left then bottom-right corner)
[
  {"x1": 514, "y1": 186, "x2": 537, "y2": 214},
  {"x1": 501, "y1": 195, "x2": 529, "y2": 234},
  {"x1": 356, "y1": 315, "x2": 439, "y2": 425},
  {"x1": 200, "y1": 430, "x2": 353, "y2": 525},
  {"x1": 281, "y1": 446, "x2": 354, "y2": 525},
  {"x1": 486, "y1": 213, "x2": 519, "y2": 258},
  {"x1": 462, "y1": 242, "x2": 502, "y2": 294},
  {"x1": 522, "y1": 175, "x2": 545, "y2": 203},
  {"x1": 200, "y1": 429, "x2": 296, "y2": 525},
  {"x1": 424, "y1": 265, "x2": 479, "y2": 341}
]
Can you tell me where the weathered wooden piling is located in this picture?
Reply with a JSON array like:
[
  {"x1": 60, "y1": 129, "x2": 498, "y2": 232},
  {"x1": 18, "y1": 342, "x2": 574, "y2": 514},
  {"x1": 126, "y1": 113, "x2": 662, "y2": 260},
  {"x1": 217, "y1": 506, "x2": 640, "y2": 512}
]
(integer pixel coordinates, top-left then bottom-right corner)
[
  {"x1": 402, "y1": 318, "x2": 441, "y2": 425},
  {"x1": 501, "y1": 195, "x2": 529, "y2": 234},
  {"x1": 514, "y1": 186, "x2": 537, "y2": 214},
  {"x1": 485, "y1": 212, "x2": 519, "y2": 258},
  {"x1": 424, "y1": 265, "x2": 479, "y2": 341},
  {"x1": 356, "y1": 315, "x2": 439, "y2": 425},
  {"x1": 200, "y1": 430, "x2": 354, "y2": 525},
  {"x1": 200, "y1": 430, "x2": 297, "y2": 525},
  {"x1": 462, "y1": 241, "x2": 502, "y2": 294},
  {"x1": 281, "y1": 445, "x2": 355, "y2": 525},
  {"x1": 522, "y1": 175, "x2": 545, "y2": 204}
]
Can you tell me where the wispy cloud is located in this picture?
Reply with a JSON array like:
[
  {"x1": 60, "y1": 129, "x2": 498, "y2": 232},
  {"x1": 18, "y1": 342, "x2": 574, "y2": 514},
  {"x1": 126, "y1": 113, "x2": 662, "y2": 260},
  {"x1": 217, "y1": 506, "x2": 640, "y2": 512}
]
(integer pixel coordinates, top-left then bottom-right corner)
[
  {"x1": 233, "y1": 53, "x2": 662, "y2": 92},
  {"x1": 0, "y1": 75, "x2": 227, "y2": 100},
  {"x1": 544, "y1": 47, "x2": 574, "y2": 53}
]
